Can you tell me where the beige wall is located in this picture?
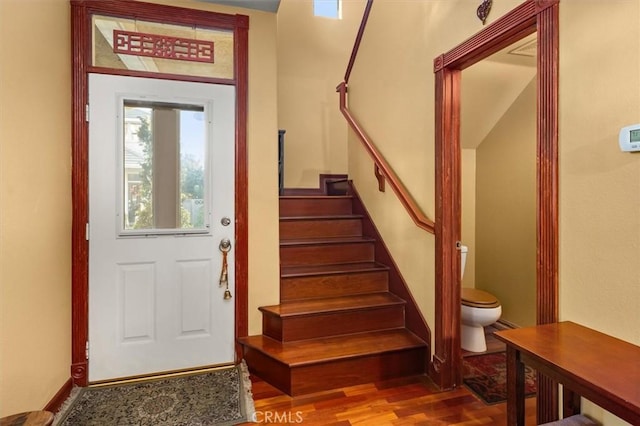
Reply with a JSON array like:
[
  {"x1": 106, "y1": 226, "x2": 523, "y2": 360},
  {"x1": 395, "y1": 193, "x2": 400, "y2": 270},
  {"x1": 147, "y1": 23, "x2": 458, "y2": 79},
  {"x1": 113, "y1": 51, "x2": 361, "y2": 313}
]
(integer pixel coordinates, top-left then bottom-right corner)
[
  {"x1": 461, "y1": 149, "x2": 476, "y2": 288},
  {"x1": 0, "y1": 0, "x2": 279, "y2": 416},
  {"x1": 2, "y1": 0, "x2": 640, "y2": 423},
  {"x1": 460, "y1": 44, "x2": 536, "y2": 296},
  {"x1": 349, "y1": 0, "x2": 640, "y2": 424},
  {"x1": 475, "y1": 78, "x2": 536, "y2": 328},
  {"x1": 277, "y1": 0, "x2": 365, "y2": 188},
  {"x1": 559, "y1": 1, "x2": 640, "y2": 424},
  {"x1": 461, "y1": 58, "x2": 537, "y2": 150},
  {"x1": 0, "y1": 0, "x2": 72, "y2": 416}
]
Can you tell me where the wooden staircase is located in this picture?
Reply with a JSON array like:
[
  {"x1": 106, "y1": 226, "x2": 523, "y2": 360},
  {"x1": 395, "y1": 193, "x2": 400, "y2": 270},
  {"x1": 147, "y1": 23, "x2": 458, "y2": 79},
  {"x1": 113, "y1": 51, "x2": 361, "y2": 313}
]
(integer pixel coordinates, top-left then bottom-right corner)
[{"x1": 238, "y1": 194, "x2": 428, "y2": 396}]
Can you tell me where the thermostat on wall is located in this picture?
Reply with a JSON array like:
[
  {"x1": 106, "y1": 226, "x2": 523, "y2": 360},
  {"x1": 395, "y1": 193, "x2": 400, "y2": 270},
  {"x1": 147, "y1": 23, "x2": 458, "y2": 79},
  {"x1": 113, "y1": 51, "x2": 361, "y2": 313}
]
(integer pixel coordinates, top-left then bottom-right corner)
[{"x1": 619, "y1": 124, "x2": 640, "y2": 152}]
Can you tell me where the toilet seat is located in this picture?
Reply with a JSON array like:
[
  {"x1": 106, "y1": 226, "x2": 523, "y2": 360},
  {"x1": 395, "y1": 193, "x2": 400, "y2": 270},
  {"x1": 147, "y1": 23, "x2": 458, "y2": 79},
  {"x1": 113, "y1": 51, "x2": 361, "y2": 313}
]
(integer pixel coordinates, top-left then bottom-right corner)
[{"x1": 461, "y1": 288, "x2": 500, "y2": 309}]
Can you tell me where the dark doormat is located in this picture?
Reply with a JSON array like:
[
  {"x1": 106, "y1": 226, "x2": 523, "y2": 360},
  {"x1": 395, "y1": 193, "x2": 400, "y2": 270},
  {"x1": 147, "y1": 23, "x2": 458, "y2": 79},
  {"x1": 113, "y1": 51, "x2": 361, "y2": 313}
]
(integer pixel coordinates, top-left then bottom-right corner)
[
  {"x1": 463, "y1": 352, "x2": 536, "y2": 405},
  {"x1": 54, "y1": 362, "x2": 255, "y2": 425}
]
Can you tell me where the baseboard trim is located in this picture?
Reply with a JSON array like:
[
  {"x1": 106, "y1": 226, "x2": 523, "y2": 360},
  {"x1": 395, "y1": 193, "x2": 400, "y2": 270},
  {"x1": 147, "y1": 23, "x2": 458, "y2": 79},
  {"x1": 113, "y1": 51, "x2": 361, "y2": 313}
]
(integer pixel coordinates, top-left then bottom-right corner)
[
  {"x1": 496, "y1": 319, "x2": 519, "y2": 330},
  {"x1": 44, "y1": 377, "x2": 73, "y2": 413}
]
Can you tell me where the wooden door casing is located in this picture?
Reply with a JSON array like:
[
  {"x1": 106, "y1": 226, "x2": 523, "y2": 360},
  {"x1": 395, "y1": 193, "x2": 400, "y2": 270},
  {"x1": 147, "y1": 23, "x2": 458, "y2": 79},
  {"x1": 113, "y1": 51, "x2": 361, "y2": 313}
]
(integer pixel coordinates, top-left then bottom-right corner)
[
  {"x1": 433, "y1": 0, "x2": 559, "y2": 423},
  {"x1": 71, "y1": 0, "x2": 249, "y2": 386}
]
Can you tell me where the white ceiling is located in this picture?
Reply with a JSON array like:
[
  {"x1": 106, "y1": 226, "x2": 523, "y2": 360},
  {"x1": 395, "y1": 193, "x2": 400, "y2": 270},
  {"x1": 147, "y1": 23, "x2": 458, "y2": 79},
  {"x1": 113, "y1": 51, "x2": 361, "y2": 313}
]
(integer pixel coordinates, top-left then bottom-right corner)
[{"x1": 197, "y1": 0, "x2": 280, "y2": 13}]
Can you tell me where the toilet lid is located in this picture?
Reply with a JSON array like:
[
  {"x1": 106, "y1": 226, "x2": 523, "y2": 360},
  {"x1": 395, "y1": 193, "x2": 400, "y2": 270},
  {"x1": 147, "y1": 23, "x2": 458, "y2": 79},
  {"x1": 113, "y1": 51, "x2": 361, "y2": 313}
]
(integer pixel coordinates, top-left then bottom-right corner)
[{"x1": 461, "y1": 288, "x2": 500, "y2": 308}]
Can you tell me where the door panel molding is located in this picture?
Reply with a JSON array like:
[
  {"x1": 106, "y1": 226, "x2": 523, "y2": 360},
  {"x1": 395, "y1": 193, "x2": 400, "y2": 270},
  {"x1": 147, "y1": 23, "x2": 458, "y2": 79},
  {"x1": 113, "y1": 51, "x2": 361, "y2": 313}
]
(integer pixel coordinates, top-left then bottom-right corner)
[
  {"x1": 433, "y1": 0, "x2": 559, "y2": 422},
  {"x1": 71, "y1": 0, "x2": 249, "y2": 386}
]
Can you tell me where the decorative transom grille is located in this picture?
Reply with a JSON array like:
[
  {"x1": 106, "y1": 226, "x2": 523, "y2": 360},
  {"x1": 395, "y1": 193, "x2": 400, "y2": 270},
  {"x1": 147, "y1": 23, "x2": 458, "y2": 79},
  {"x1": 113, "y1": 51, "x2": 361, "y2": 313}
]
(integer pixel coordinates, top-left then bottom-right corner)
[{"x1": 113, "y1": 30, "x2": 215, "y2": 63}]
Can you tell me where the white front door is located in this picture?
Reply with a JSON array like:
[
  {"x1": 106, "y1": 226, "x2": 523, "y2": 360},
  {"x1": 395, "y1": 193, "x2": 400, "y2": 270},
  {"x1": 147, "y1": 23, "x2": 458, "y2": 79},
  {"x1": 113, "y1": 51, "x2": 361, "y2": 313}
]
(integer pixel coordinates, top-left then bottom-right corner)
[{"x1": 88, "y1": 74, "x2": 236, "y2": 382}]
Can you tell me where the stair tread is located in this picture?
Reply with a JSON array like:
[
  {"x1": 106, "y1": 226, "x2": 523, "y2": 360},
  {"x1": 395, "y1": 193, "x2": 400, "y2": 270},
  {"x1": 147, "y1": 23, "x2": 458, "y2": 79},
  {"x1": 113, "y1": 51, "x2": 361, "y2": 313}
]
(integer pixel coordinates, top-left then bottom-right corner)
[
  {"x1": 280, "y1": 214, "x2": 363, "y2": 221},
  {"x1": 280, "y1": 236, "x2": 375, "y2": 246},
  {"x1": 259, "y1": 292, "x2": 404, "y2": 317},
  {"x1": 281, "y1": 261, "x2": 388, "y2": 278},
  {"x1": 238, "y1": 329, "x2": 426, "y2": 367}
]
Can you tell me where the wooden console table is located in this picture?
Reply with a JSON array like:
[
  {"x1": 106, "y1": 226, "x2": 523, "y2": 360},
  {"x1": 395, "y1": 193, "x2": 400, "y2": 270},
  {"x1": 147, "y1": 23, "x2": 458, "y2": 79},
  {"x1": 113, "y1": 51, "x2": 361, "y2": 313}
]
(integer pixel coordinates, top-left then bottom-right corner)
[{"x1": 495, "y1": 321, "x2": 640, "y2": 426}]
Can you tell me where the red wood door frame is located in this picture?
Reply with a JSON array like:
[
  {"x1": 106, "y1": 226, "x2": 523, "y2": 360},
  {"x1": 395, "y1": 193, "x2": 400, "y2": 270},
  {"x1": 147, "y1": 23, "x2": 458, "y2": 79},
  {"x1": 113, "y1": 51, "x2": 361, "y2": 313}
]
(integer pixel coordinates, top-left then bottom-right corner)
[
  {"x1": 433, "y1": 0, "x2": 559, "y2": 422},
  {"x1": 70, "y1": 0, "x2": 249, "y2": 386}
]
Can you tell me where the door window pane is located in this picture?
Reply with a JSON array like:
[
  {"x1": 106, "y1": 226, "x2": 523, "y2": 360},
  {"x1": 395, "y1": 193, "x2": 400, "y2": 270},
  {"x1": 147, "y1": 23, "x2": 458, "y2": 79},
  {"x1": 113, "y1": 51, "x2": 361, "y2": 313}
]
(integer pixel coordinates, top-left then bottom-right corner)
[{"x1": 123, "y1": 100, "x2": 207, "y2": 232}]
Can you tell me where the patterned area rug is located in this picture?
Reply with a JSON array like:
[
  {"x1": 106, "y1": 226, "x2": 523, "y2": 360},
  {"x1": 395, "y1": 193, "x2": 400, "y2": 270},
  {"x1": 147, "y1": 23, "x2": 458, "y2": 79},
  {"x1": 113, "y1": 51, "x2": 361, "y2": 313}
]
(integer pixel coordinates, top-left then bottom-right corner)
[
  {"x1": 463, "y1": 352, "x2": 536, "y2": 405},
  {"x1": 54, "y1": 362, "x2": 255, "y2": 426}
]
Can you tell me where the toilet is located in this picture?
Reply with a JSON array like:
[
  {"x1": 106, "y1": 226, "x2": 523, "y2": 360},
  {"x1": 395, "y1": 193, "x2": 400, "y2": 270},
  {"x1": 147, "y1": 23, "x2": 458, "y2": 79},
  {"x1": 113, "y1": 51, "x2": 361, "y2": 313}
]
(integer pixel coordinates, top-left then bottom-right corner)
[{"x1": 460, "y1": 245, "x2": 502, "y2": 352}]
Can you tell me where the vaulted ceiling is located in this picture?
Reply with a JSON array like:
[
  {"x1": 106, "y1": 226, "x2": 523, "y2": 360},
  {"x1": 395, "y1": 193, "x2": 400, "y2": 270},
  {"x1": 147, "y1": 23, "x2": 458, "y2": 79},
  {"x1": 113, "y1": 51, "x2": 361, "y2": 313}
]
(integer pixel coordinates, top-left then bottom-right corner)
[
  {"x1": 461, "y1": 34, "x2": 537, "y2": 149},
  {"x1": 195, "y1": 0, "x2": 535, "y2": 151}
]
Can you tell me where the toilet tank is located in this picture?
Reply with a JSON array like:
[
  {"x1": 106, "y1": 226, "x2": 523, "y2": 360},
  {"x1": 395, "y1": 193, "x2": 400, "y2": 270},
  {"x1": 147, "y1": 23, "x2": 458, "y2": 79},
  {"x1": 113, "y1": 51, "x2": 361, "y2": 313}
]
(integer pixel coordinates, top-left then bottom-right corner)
[{"x1": 460, "y1": 245, "x2": 468, "y2": 278}]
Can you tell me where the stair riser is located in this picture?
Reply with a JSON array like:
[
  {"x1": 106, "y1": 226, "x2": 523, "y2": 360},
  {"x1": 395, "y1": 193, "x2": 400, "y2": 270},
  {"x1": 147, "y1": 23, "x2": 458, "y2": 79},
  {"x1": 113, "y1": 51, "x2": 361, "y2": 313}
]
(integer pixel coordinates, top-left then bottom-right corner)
[
  {"x1": 280, "y1": 243, "x2": 374, "y2": 266},
  {"x1": 280, "y1": 198, "x2": 352, "y2": 216},
  {"x1": 242, "y1": 346, "x2": 292, "y2": 394},
  {"x1": 280, "y1": 219, "x2": 362, "y2": 239},
  {"x1": 242, "y1": 345, "x2": 426, "y2": 397},
  {"x1": 262, "y1": 306, "x2": 405, "y2": 342},
  {"x1": 289, "y1": 348, "x2": 426, "y2": 395},
  {"x1": 281, "y1": 271, "x2": 389, "y2": 301}
]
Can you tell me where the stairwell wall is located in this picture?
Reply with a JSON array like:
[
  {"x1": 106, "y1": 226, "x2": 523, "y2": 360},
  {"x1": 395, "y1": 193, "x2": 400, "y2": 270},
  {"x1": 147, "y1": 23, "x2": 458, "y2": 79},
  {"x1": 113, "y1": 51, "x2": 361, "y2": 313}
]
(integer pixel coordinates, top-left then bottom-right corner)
[
  {"x1": 276, "y1": 0, "x2": 366, "y2": 188},
  {"x1": 346, "y1": 0, "x2": 524, "y2": 352}
]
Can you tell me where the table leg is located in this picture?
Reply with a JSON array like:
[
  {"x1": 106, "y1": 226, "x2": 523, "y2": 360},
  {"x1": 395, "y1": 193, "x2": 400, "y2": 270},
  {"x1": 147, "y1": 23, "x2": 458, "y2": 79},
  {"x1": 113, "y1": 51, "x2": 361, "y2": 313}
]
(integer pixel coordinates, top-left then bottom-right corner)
[
  {"x1": 506, "y1": 345, "x2": 525, "y2": 426},
  {"x1": 563, "y1": 387, "x2": 581, "y2": 418}
]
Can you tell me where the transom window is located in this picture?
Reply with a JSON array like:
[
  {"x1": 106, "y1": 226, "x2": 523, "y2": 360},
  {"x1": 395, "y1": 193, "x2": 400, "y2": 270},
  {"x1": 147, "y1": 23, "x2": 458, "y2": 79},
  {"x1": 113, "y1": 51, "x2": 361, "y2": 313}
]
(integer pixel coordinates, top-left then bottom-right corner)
[{"x1": 93, "y1": 15, "x2": 234, "y2": 80}]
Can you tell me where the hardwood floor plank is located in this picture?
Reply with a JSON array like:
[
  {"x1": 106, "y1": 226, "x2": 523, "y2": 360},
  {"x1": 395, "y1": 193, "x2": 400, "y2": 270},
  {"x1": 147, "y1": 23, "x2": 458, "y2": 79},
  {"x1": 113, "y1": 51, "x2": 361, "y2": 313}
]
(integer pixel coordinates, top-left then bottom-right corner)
[{"x1": 241, "y1": 375, "x2": 538, "y2": 425}]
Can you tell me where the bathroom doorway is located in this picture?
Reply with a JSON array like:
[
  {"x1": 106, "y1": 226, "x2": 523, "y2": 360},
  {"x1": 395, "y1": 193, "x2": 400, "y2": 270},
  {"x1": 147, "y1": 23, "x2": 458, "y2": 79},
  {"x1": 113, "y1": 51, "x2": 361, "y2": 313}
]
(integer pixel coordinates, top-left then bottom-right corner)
[
  {"x1": 433, "y1": 0, "x2": 559, "y2": 422},
  {"x1": 460, "y1": 33, "x2": 538, "y2": 344}
]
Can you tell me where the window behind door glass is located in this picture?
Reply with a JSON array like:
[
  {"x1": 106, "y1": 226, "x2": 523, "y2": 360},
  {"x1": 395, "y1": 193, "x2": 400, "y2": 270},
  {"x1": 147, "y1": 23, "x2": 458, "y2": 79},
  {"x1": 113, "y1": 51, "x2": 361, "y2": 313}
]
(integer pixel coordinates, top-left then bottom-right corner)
[{"x1": 122, "y1": 100, "x2": 208, "y2": 234}]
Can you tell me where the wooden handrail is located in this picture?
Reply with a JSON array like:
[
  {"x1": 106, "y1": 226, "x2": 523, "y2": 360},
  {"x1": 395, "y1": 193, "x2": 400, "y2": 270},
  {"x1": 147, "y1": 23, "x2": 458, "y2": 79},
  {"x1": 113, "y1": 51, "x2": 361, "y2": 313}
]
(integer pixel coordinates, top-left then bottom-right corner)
[
  {"x1": 337, "y1": 83, "x2": 435, "y2": 234},
  {"x1": 338, "y1": 0, "x2": 435, "y2": 234},
  {"x1": 344, "y1": 0, "x2": 374, "y2": 83}
]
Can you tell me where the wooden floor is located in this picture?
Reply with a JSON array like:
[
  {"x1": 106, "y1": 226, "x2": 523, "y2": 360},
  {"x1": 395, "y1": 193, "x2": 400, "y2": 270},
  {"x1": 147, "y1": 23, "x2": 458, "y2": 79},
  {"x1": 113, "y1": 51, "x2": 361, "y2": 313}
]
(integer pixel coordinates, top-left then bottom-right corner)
[
  {"x1": 241, "y1": 324, "x2": 539, "y2": 425},
  {"x1": 241, "y1": 374, "x2": 537, "y2": 425}
]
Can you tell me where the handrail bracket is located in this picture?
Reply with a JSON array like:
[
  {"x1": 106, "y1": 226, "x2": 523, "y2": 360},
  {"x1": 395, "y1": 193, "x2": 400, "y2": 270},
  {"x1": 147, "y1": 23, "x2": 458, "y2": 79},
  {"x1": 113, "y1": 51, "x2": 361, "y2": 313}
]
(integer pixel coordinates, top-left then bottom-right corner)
[{"x1": 374, "y1": 164, "x2": 385, "y2": 192}]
